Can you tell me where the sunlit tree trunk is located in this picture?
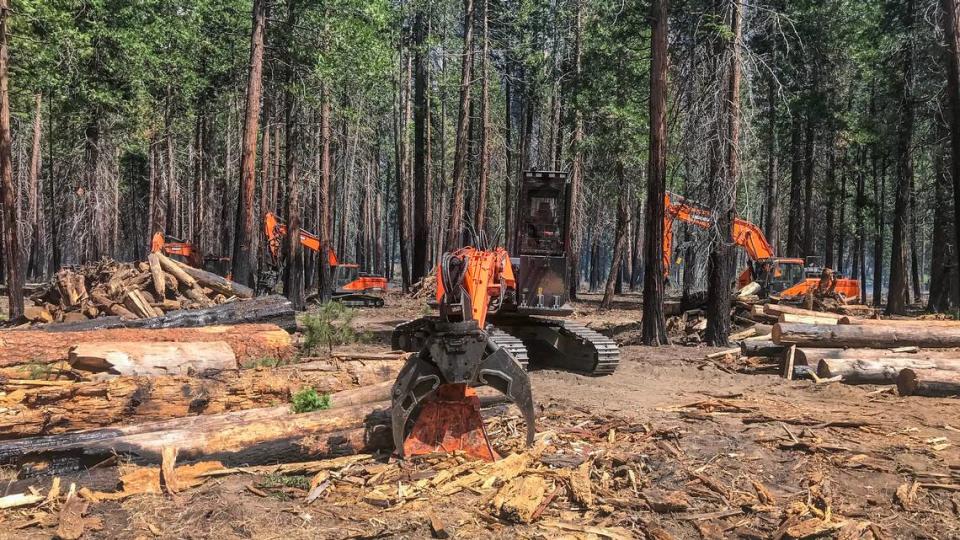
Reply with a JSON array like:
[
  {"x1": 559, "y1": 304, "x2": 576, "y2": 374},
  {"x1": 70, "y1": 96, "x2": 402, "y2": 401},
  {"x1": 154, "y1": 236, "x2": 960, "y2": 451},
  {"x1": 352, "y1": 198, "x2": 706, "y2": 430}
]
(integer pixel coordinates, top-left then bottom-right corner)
[
  {"x1": 445, "y1": 0, "x2": 474, "y2": 251},
  {"x1": 0, "y1": 0, "x2": 22, "y2": 318},
  {"x1": 231, "y1": 0, "x2": 267, "y2": 287}
]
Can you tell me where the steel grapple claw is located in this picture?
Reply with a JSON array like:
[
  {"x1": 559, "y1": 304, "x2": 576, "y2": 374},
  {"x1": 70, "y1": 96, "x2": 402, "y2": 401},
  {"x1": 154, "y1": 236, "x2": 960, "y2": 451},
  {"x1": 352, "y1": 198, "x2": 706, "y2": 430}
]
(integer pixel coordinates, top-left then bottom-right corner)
[
  {"x1": 478, "y1": 346, "x2": 536, "y2": 447},
  {"x1": 390, "y1": 353, "x2": 443, "y2": 455},
  {"x1": 390, "y1": 319, "x2": 536, "y2": 460}
]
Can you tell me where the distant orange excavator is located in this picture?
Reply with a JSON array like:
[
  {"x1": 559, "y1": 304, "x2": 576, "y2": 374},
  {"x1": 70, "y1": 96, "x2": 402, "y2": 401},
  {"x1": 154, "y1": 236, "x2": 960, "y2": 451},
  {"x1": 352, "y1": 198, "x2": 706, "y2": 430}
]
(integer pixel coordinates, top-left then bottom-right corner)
[
  {"x1": 150, "y1": 233, "x2": 232, "y2": 278},
  {"x1": 262, "y1": 212, "x2": 387, "y2": 307},
  {"x1": 663, "y1": 192, "x2": 861, "y2": 302}
]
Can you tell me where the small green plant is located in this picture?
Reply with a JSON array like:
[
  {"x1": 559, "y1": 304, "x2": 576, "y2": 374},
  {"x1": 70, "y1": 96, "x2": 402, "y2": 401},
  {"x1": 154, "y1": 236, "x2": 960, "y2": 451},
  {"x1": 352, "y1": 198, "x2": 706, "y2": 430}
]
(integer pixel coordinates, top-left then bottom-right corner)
[
  {"x1": 301, "y1": 302, "x2": 363, "y2": 355},
  {"x1": 26, "y1": 363, "x2": 51, "y2": 380},
  {"x1": 291, "y1": 387, "x2": 331, "y2": 413},
  {"x1": 241, "y1": 357, "x2": 282, "y2": 369}
]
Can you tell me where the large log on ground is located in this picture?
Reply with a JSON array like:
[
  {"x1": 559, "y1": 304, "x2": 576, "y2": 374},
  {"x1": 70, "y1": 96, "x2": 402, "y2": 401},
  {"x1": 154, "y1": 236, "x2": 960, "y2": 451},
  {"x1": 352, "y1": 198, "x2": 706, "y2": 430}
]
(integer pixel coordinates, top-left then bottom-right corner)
[
  {"x1": 897, "y1": 368, "x2": 960, "y2": 397},
  {"x1": 0, "y1": 386, "x2": 394, "y2": 467},
  {"x1": 839, "y1": 317, "x2": 960, "y2": 327},
  {"x1": 764, "y1": 304, "x2": 844, "y2": 320},
  {"x1": 0, "y1": 361, "x2": 404, "y2": 439},
  {"x1": 772, "y1": 323, "x2": 960, "y2": 349},
  {"x1": 35, "y1": 295, "x2": 296, "y2": 332},
  {"x1": 0, "y1": 323, "x2": 294, "y2": 368},
  {"x1": 173, "y1": 260, "x2": 254, "y2": 299},
  {"x1": 817, "y1": 357, "x2": 960, "y2": 384},
  {"x1": 69, "y1": 341, "x2": 238, "y2": 376},
  {"x1": 796, "y1": 347, "x2": 960, "y2": 366}
]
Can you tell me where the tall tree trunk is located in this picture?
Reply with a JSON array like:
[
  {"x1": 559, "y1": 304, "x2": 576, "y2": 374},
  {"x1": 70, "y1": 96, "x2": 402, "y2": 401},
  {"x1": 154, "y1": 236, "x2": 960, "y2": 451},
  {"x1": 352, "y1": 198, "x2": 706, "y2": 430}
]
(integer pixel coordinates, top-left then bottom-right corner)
[
  {"x1": 231, "y1": 0, "x2": 267, "y2": 288},
  {"x1": 641, "y1": 0, "x2": 669, "y2": 345},
  {"x1": 786, "y1": 119, "x2": 803, "y2": 257},
  {"x1": 929, "y1": 132, "x2": 951, "y2": 312},
  {"x1": 282, "y1": 4, "x2": 304, "y2": 310},
  {"x1": 393, "y1": 54, "x2": 411, "y2": 293},
  {"x1": 887, "y1": 0, "x2": 914, "y2": 315},
  {"x1": 316, "y1": 91, "x2": 333, "y2": 303},
  {"x1": 836, "y1": 157, "x2": 847, "y2": 273},
  {"x1": 148, "y1": 137, "x2": 165, "y2": 243},
  {"x1": 0, "y1": 0, "x2": 21, "y2": 318},
  {"x1": 474, "y1": 0, "x2": 491, "y2": 234},
  {"x1": 600, "y1": 167, "x2": 629, "y2": 309},
  {"x1": 944, "y1": 0, "x2": 960, "y2": 310},
  {"x1": 26, "y1": 93, "x2": 42, "y2": 278},
  {"x1": 705, "y1": 0, "x2": 741, "y2": 347},
  {"x1": 47, "y1": 96, "x2": 59, "y2": 273},
  {"x1": 801, "y1": 109, "x2": 815, "y2": 259},
  {"x1": 568, "y1": 0, "x2": 585, "y2": 299},
  {"x1": 909, "y1": 171, "x2": 921, "y2": 302},
  {"x1": 824, "y1": 133, "x2": 836, "y2": 269},
  {"x1": 874, "y1": 153, "x2": 886, "y2": 307},
  {"x1": 445, "y1": 0, "x2": 475, "y2": 251},
  {"x1": 764, "y1": 72, "x2": 779, "y2": 253},
  {"x1": 412, "y1": 9, "x2": 430, "y2": 283}
]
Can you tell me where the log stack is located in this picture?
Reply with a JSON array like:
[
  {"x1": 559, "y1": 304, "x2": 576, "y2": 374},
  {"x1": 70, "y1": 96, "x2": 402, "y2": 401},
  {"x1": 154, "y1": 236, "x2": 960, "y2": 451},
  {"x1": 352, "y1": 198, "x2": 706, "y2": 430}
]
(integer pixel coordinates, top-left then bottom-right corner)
[
  {"x1": 22, "y1": 253, "x2": 256, "y2": 325},
  {"x1": 767, "y1": 317, "x2": 960, "y2": 397}
]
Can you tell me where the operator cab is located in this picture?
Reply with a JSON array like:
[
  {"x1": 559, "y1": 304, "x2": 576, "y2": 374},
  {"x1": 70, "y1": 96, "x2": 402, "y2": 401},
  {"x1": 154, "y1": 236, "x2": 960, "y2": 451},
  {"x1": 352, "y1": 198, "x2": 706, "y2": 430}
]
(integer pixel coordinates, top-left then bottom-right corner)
[
  {"x1": 511, "y1": 171, "x2": 572, "y2": 315},
  {"x1": 748, "y1": 258, "x2": 805, "y2": 297}
]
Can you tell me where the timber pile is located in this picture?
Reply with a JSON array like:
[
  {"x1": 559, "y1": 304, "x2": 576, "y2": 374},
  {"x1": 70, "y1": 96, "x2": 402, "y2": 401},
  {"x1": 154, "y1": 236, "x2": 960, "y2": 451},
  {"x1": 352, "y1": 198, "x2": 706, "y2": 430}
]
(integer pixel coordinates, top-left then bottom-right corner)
[
  {"x1": 21, "y1": 253, "x2": 257, "y2": 326},
  {"x1": 719, "y1": 309, "x2": 960, "y2": 397}
]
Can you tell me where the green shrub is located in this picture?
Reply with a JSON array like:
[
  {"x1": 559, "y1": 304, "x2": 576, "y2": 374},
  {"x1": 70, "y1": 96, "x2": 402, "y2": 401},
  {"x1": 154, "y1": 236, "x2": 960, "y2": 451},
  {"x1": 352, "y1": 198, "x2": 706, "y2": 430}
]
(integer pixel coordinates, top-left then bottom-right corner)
[
  {"x1": 241, "y1": 357, "x2": 281, "y2": 369},
  {"x1": 291, "y1": 387, "x2": 331, "y2": 413},
  {"x1": 301, "y1": 302, "x2": 364, "y2": 355}
]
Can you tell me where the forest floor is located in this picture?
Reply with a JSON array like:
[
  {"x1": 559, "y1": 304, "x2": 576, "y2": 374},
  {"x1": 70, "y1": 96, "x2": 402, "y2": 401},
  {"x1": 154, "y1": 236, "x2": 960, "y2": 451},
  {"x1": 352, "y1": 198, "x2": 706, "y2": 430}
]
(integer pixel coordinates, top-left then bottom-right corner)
[{"x1": 5, "y1": 292, "x2": 960, "y2": 539}]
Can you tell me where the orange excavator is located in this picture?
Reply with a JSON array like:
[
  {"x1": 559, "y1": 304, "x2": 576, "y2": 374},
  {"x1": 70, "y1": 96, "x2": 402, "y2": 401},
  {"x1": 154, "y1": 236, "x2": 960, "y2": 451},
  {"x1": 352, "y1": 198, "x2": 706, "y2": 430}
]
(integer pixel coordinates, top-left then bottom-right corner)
[
  {"x1": 150, "y1": 233, "x2": 232, "y2": 278},
  {"x1": 391, "y1": 171, "x2": 619, "y2": 461},
  {"x1": 262, "y1": 212, "x2": 388, "y2": 307},
  {"x1": 663, "y1": 192, "x2": 861, "y2": 302}
]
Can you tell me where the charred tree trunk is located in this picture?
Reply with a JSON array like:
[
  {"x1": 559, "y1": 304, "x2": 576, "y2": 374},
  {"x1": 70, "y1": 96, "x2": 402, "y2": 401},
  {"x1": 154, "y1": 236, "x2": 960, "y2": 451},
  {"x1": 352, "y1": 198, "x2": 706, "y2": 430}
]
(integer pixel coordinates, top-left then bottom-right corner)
[
  {"x1": 874, "y1": 152, "x2": 887, "y2": 307},
  {"x1": 836, "y1": 158, "x2": 847, "y2": 274},
  {"x1": 641, "y1": 0, "x2": 669, "y2": 345},
  {"x1": 824, "y1": 135, "x2": 836, "y2": 269},
  {"x1": 445, "y1": 0, "x2": 475, "y2": 251},
  {"x1": 393, "y1": 54, "x2": 411, "y2": 293},
  {"x1": 801, "y1": 110, "x2": 815, "y2": 259},
  {"x1": 929, "y1": 133, "x2": 951, "y2": 312},
  {"x1": 412, "y1": 9, "x2": 430, "y2": 284},
  {"x1": 945, "y1": 0, "x2": 960, "y2": 311},
  {"x1": 887, "y1": 0, "x2": 915, "y2": 315},
  {"x1": 231, "y1": 0, "x2": 267, "y2": 288},
  {"x1": 0, "y1": 0, "x2": 22, "y2": 319}
]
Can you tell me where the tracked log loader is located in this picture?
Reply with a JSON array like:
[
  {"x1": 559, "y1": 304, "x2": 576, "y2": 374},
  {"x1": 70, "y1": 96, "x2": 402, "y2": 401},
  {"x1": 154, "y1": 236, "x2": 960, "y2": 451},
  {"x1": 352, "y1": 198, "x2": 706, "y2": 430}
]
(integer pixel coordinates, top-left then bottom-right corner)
[{"x1": 391, "y1": 171, "x2": 619, "y2": 461}]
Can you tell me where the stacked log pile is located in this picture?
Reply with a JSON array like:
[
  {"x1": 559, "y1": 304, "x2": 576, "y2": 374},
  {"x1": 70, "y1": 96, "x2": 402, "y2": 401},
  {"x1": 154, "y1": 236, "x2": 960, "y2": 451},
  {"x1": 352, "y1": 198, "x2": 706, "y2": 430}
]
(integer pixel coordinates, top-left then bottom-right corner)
[
  {"x1": 729, "y1": 306, "x2": 960, "y2": 398},
  {"x1": 21, "y1": 253, "x2": 258, "y2": 325}
]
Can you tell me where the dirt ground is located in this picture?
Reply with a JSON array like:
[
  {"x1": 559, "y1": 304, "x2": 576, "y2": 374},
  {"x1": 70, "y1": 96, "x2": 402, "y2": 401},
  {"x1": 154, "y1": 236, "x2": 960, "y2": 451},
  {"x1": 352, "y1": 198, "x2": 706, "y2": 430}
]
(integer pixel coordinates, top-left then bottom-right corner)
[{"x1": 4, "y1": 292, "x2": 960, "y2": 539}]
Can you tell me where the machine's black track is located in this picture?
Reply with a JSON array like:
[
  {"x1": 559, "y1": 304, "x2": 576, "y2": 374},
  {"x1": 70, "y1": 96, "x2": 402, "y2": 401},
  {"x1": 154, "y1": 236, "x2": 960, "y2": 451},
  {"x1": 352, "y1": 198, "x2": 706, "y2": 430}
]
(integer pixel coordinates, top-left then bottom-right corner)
[
  {"x1": 486, "y1": 327, "x2": 530, "y2": 370},
  {"x1": 555, "y1": 320, "x2": 620, "y2": 375}
]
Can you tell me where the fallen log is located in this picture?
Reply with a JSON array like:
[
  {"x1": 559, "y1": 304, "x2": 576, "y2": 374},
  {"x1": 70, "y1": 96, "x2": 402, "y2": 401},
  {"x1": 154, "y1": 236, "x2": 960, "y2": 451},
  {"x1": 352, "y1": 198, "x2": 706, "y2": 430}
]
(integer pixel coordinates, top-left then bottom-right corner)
[
  {"x1": 817, "y1": 357, "x2": 960, "y2": 384},
  {"x1": 69, "y1": 341, "x2": 238, "y2": 376},
  {"x1": 772, "y1": 323, "x2": 960, "y2": 349},
  {"x1": 779, "y1": 313, "x2": 839, "y2": 326},
  {"x1": 0, "y1": 323, "x2": 294, "y2": 368},
  {"x1": 0, "y1": 393, "x2": 394, "y2": 467},
  {"x1": 35, "y1": 295, "x2": 296, "y2": 333},
  {"x1": 740, "y1": 340, "x2": 785, "y2": 358},
  {"x1": 897, "y1": 368, "x2": 960, "y2": 397},
  {"x1": 839, "y1": 317, "x2": 960, "y2": 327},
  {"x1": 0, "y1": 362, "x2": 403, "y2": 438},
  {"x1": 796, "y1": 347, "x2": 960, "y2": 366},
  {"x1": 173, "y1": 260, "x2": 254, "y2": 299},
  {"x1": 764, "y1": 304, "x2": 843, "y2": 320}
]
